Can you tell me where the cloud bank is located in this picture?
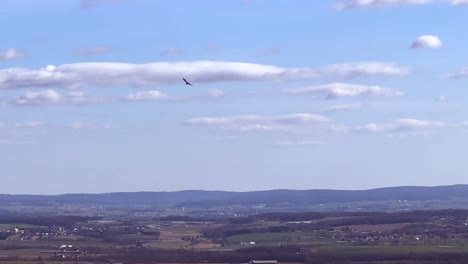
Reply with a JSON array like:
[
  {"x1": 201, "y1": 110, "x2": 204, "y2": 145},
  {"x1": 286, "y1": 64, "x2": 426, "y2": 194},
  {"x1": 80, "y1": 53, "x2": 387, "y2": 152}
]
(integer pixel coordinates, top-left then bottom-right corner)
[
  {"x1": 324, "y1": 103, "x2": 363, "y2": 112},
  {"x1": 0, "y1": 61, "x2": 409, "y2": 90},
  {"x1": 8, "y1": 89, "x2": 96, "y2": 106},
  {"x1": 126, "y1": 90, "x2": 169, "y2": 101},
  {"x1": 186, "y1": 113, "x2": 330, "y2": 132},
  {"x1": 284, "y1": 83, "x2": 403, "y2": 99},
  {"x1": 354, "y1": 118, "x2": 449, "y2": 137},
  {"x1": 125, "y1": 89, "x2": 223, "y2": 102},
  {"x1": 334, "y1": 0, "x2": 468, "y2": 10}
]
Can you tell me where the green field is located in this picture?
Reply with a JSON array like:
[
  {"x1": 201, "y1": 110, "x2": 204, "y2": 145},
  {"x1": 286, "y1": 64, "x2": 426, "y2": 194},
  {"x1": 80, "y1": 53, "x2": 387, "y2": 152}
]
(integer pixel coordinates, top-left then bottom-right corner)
[
  {"x1": 227, "y1": 231, "x2": 333, "y2": 245},
  {"x1": 317, "y1": 245, "x2": 468, "y2": 255},
  {"x1": 0, "y1": 224, "x2": 46, "y2": 231},
  {"x1": 0, "y1": 239, "x2": 116, "y2": 249}
]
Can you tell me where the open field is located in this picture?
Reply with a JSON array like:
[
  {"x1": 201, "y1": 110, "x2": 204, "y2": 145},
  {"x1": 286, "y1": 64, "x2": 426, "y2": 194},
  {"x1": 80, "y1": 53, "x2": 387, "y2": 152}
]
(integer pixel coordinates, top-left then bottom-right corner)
[
  {"x1": 316, "y1": 244, "x2": 468, "y2": 254},
  {"x1": 0, "y1": 210, "x2": 466, "y2": 263}
]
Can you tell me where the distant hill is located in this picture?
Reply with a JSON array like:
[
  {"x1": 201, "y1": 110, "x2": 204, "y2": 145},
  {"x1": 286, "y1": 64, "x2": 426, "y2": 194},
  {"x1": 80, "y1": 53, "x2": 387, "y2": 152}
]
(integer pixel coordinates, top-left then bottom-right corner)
[{"x1": 1, "y1": 185, "x2": 468, "y2": 211}]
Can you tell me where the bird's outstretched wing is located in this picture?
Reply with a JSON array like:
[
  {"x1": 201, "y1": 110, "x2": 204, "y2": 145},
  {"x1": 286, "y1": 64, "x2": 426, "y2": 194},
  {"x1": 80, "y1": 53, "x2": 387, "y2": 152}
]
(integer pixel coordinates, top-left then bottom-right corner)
[{"x1": 183, "y1": 78, "x2": 193, "y2": 86}]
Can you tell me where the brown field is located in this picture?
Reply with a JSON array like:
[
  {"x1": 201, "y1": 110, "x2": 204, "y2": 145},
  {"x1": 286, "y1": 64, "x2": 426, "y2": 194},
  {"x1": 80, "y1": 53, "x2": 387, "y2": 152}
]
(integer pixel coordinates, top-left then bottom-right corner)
[
  {"x1": 146, "y1": 223, "x2": 223, "y2": 249},
  {"x1": 335, "y1": 223, "x2": 412, "y2": 232}
]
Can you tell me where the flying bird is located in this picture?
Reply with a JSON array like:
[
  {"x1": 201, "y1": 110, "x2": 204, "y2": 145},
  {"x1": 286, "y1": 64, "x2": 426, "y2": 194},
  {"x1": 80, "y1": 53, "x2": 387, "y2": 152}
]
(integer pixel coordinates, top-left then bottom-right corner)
[{"x1": 183, "y1": 78, "x2": 193, "y2": 86}]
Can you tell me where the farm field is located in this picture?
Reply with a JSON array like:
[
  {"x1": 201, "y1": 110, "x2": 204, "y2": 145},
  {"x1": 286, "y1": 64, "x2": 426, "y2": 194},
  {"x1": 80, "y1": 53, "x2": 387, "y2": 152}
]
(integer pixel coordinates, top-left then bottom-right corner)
[{"x1": 0, "y1": 210, "x2": 466, "y2": 263}]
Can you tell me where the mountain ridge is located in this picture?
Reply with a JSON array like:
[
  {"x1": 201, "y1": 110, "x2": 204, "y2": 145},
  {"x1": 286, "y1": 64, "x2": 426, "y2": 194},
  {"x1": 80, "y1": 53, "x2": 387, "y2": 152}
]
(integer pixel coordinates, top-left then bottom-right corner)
[{"x1": 1, "y1": 184, "x2": 467, "y2": 209}]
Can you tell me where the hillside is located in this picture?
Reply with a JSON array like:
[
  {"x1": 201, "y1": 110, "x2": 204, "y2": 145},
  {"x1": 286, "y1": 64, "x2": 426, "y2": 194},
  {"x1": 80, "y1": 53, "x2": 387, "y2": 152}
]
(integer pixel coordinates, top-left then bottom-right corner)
[{"x1": 1, "y1": 185, "x2": 468, "y2": 211}]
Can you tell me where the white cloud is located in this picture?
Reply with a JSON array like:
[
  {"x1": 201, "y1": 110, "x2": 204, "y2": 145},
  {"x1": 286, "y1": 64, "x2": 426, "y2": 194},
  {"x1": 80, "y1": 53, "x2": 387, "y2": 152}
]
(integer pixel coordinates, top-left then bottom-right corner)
[
  {"x1": 126, "y1": 88, "x2": 224, "y2": 103},
  {"x1": 0, "y1": 61, "x2": 409, "y2": 90},
  {"x1": 185, "y1": 113, "x2": 330, "y2": 132},
  {"x1": 14, "y1": 121, "x2": 45, "y2": 128},
  {"x1": 126, "y1": 90, "x2": 169, "y2": 101},
  {"x1": 284, "y1": 83, "x2": 403, "y2": 99},
  {"x1": 354, "y1": 118, "x2": 448, "y2": 137},
  {"x1": 65, "y1": 91, "x2": 97, "y2": 104},
  {"x1": 66, "y1": 121, "x2": 112, "y2": 130},
  {"x1": 0, "y1": 121, "x2": 45, "y2": 129},
  {"x1": 160, "y1": 48, "x2": 182, "y2": 57},
  {"x1": 435, "y1": 95, "x2": 447, "y2": 102},
  {"x1": 207, "y1": 89, "x2": 224, "y2": 98},
  {"x1": 273, "y1": 140, "x2": 326, "y2": 148},
  {"x1": 320, "y1": 62, "x2": 409, "y2": 79},
  {"x1": 329, "y1": 124, "x2": 352, "y2": 133},
  {"x1": 324, "y1": 103, "x2": 363, "y2": 112},
  {"x1": 334, "y1": 0, "x2": 434, "y2": 9},
  {"x1": 446, "y1": 67, "x2": 468, "y2": 79},
  {"x1": 8, "y1": 89, "x2": 97, "y2": 106},
  {"x1": 74, "y1": 46, "x2": 113, "y2": 57},
  {"x1": 177, "y1": 89, "x2": 225, "y2": 102},
  {"x1": 66, "y1": 121, "x2": 89, "y2": 130},
  {"x1": 334, "y1": 0, "x2": 468, "y2": 9},
  {"x1": 9, "y1": 89, "x2": 62, "y2": 106},
  {"x1": 80, "y1": 0, "x2": 122, "y2": 10},
  {"x1": 0, "y1": 48, "x2": 25, "y2": 61},
  {"x1": 451, "y1": 0, "x2": 468, "y2": 4},
  {"x1": 410, "y1": 35, "x2": 443, "y2": 49}
]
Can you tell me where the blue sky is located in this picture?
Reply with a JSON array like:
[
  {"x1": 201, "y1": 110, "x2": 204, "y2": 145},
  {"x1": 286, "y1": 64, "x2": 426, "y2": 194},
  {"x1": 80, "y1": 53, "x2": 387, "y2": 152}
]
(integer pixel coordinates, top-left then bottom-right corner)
[{"x1": 1, "y1": 0, "x2": 468, "y2": 194}]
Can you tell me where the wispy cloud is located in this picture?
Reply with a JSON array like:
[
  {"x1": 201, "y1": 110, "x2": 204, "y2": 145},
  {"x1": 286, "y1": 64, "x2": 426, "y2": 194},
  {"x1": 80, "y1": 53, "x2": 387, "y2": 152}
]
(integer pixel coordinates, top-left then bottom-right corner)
[
  {"x1": 126, "y1": 90, "x2": 169, "y2": 101},
  {"x1": 446, "y1": 66, "x2": 468, "y2": 79},
  {"x1": 410, "y1": 35, "x2": 443, "y2": 49},
  {"x1": 333, "y1": 0, "x2": 468, "y2": 10},
  {"x1": 273, "y1": 140, "x2": 326, "y2": 148},
  {"x1": 320, "y1": 62, "x2": 409, "y2": 79},
  {"x1": 9, "y1": 89, "x2": 62, "y2": 106},
  {"x1": 80, "y1": 0, "x2": 123, "y2": 10},
  {"x1": 206, "y1": 88, "x2": 224, "y2": 98},
  {"x1": 0, "y1": 48, "x2": 25, "y2": 61},
  {"x1": 324, "y1": 103, "x2": 363, "y2": 113},
  {"x1": 160, "y1": 48, "x2": 182, "y2": 57},
  {"x1": 0, "y1": 61, "x2": 409, "y2": 90},
  {"x1": 74, "y1": 46, "x2": 113, "y2": 57},
  {"x1": 66, "y1": 121, "x2": 112, "y2": 130},
  {"x1": 176, "y1": 89, "x2": 225, "y2": 102},
  {"x1": 354, "y1": 118, "x2": 449, "y2": 137},
  {"x1": 0, "y1": 121, "x2": 44, "y2": 129},
  {"x1": 257, "y1": 48, "x2": 282, "y2": 56},
  {"x1": 185, "y1": 113, "x2": 330, "y2": 132},
  {"x1": 7, "y1": 88, "x2": 223, "y2": 107},
  {"x1": 14, "y1": 121, "x2": 45, "y2": 128},
  {"x1": 284, "y1": 83, "x2": 403, "y2": 99},
  {"x1": 32, "y1": 36, "x2": 49, "y2": 43},
  {"x1": 8, "y1": 89, "x2": 97, "y2": 106},
  {"x1": 435, "y1": 95, "x2": 448, "y2": 102},
  {"x1": 125, "y1": 89, "x2": 224, "y2": 102},
  {"x1": 206, "y1": 44, "x2": 222, "y2": 53}
]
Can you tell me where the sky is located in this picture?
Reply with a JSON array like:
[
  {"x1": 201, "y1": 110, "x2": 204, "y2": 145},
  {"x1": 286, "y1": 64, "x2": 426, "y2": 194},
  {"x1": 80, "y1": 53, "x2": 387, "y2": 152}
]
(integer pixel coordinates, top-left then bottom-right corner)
[{"x1": 1, "y1": 0, "x2": 468, "y2": 194}]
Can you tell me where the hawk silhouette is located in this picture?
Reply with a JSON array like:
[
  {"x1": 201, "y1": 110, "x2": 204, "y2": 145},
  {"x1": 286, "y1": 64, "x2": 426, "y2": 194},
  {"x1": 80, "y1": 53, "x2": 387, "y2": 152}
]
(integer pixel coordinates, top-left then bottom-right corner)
[{"x1": 183, "y1": 78, "x2": 193, "y2": 86}]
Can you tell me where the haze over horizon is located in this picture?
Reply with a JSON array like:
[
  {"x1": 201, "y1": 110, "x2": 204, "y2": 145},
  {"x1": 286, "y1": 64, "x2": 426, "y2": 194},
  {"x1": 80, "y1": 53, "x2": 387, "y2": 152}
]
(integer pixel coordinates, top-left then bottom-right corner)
[
  {"x1": 1, "y1": 0, "x2": 468, "y2": 195},
  {"x1": 3, "y1": 183, "x2": 468, "y2": 197}
]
